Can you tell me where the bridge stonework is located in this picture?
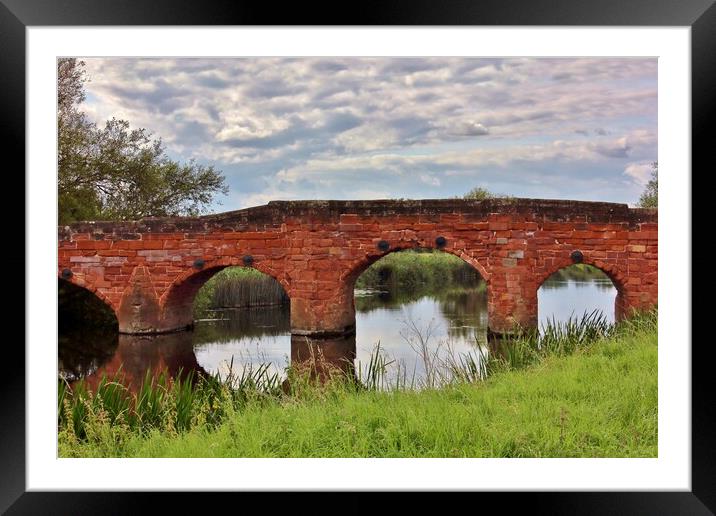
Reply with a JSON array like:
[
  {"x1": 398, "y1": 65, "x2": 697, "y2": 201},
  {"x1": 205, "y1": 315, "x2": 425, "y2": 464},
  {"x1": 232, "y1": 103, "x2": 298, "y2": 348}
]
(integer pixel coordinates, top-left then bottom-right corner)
[{"x1": 58, "y1": 199, "x2": 658, "y2": 337}]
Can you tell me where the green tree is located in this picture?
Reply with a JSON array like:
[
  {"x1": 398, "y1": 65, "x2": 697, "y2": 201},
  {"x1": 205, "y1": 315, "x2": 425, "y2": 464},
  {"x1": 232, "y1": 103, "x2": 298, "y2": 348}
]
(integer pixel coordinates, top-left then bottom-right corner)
[
  {"x1": 462, "y1": 187, "x2": 495, "y2": 200},
  {"x1": 638, "y1": 162, "x2": 658, "y2": 208},
  {"x1": 58, "y1": 58, "x2": 228, "y2": 224}
]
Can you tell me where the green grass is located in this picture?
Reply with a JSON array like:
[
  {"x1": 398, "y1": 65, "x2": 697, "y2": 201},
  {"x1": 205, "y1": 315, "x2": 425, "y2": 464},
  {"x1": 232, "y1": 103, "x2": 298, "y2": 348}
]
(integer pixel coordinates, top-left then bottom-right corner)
[{"x1": 58, "y1": 310, "x2": 657, "y2": 458}]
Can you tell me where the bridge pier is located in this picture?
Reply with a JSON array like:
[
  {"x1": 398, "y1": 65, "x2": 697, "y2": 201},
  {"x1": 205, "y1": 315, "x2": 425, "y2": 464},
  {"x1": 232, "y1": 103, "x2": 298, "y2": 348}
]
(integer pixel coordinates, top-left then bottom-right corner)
[
  {"x1": 117, "y1": 265, "x2": 195, "y2": 334},
  {"x1": 486, "y1": 272, "x2": 539, "y2": 337},
  {"x1": 289, "y1": 289, "x2": 357, "y2": 338},
  {"x1": 117, "y1": 266, "x2": 164, "y2": 334}
]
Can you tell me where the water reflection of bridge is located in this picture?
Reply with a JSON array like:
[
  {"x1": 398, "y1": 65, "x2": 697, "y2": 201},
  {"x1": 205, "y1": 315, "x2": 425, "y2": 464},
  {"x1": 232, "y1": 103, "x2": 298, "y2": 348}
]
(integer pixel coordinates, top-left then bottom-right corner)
[{"x1": 61, "y1": 329, "x2": 357, "y2": 392}]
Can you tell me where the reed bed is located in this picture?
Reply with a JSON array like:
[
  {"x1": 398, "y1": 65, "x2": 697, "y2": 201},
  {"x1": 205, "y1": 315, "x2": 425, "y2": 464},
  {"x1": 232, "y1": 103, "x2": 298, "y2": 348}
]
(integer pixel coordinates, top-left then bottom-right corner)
[
  {"x1": 193, "y1": 267, "x2": 289, "y2": 316},
  {"x1": 211, "y1": 273, "x2": 288, "y2": 309}
]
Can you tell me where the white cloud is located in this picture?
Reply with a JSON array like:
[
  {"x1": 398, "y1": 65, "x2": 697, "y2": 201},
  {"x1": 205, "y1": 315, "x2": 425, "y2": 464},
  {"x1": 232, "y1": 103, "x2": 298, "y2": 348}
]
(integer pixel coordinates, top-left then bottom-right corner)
[
  {"x1": 419, "y1": 173, "x2": 441, "y2": 187},
  {"x1": 76, "y1": 57, "x2": 657, "y2": 209},
  {"x1": 623, "y1": 161, "x2": 655, "y2": 185},
  {"x1": 334, "y1": 125, "x2": 399, "y2": 152},
  {"x1": 450, "y1": 121, "x2": 489, "y2": 136},
  {"x1": 215, "y1": 111, "x2": 290, "y2": 141}
]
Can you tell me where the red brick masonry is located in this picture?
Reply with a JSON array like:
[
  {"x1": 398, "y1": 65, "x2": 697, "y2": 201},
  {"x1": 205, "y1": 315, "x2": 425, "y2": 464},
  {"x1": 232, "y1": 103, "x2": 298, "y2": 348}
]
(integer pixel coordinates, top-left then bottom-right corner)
[{"x1": 58, "y1": 198, "x2": 657, "y2": 336}]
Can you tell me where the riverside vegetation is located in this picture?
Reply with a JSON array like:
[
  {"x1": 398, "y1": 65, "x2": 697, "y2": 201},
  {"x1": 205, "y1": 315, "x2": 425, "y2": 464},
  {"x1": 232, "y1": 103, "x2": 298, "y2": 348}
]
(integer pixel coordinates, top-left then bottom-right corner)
[
  {"x1": 58, "y1": 308, "x2": 657, "y2": 458},
  {"x1": 355, "y1": 249, "x2": 483, "y2": 291},
  {"x1": 193, "y1": 267, "x2": 289, "y2": 317}
]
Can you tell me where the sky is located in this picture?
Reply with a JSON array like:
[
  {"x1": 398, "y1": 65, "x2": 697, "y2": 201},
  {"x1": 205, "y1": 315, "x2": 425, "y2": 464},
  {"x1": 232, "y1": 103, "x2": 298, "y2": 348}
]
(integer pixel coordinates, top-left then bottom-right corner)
[{"x1": 80, "y1": 57, "x2": 657, "y2": 212}]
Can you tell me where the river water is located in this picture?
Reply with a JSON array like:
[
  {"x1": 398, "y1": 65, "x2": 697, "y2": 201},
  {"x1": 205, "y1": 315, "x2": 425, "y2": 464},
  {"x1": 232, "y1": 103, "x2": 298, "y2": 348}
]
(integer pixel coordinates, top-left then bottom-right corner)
[{"x1": 59, "y1": 268, "x2": 617, "y2": 389}]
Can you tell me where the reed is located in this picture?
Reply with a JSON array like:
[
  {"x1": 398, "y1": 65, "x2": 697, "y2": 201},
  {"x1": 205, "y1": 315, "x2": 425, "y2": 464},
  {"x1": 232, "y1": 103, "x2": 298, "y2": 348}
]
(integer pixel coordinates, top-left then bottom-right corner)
[
  {"x1": 355, "y1": 341, "x2": 396, "y2": 392},
  {"x1": 352, "y1": 308, "x2": 651, "y2": 391}
]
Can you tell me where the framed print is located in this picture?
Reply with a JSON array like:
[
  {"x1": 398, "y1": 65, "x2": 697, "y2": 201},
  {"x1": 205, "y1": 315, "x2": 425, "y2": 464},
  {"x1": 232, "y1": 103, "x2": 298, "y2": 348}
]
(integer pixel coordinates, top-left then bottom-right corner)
[{"x1": 3, "y1": 0, "x2": 712, "y2": 512}]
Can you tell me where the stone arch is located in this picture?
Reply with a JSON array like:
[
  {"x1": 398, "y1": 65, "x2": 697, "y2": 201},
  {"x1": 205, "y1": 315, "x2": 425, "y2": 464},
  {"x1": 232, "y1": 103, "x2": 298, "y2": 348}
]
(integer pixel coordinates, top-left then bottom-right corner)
[
  {"x1": 315, "y1": 245, "x2": 490, "y2": 338},
  {"x1": 58, "y1": 276, "x2": 119, "y2": 331},
  {"x1": 536, "y1": 256, "x2": 626, "y2": 294},
  {"x1": 159, "y1": 257, "x2": 291, "y2": 332},
  {"x1": 535, "y1": 257, "x2": 628, "y2": 322}
]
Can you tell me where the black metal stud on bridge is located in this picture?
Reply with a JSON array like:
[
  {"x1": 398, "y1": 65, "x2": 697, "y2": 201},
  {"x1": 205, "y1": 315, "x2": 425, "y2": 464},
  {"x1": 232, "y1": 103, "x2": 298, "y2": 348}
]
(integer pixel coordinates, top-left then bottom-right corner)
[
  {"x1": 570, "y1": 250, "x2": 584, "y2": 263},
  {"x1": 193, "y1": 259, "x2": 205, "y2": 269},
  {"x1": 377, "y1": 240, "x2": 390, "y2": 252},
  {"x1": 61, "y1": 268, "x2": 73, "y2": 279},
  {"x1": 243, "y1": 255, "x2": 254, "y2": 266},
  {"x1": 435, "y1": 236, "x2": 447, "y2": 249}
]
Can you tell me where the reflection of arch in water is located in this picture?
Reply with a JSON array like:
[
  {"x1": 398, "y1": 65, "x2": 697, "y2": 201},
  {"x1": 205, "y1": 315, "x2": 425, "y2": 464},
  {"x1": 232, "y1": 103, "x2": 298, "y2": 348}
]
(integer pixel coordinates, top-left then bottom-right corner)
[
  {"x1": 193, "y1": 305, "x2": 291, "y2": 344},
  {"x1": 59, "y1": 328, "x2": 119, "y2": 382},
  {"x1": 77, "y1": 331, "x2": 208, "y2": 393},
  {"x1": 290, "y1": 334, "x2": 357, "y2": 382},
  {"x1": 537, "y1": 263, "x2": 619, "y2": 323}
]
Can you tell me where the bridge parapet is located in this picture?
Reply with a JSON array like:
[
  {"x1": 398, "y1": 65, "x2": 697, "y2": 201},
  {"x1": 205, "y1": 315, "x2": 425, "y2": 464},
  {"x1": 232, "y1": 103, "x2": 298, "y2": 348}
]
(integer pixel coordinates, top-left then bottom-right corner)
[{"x1": 59, "y1": 198, "x2": 656, "y2": 238}]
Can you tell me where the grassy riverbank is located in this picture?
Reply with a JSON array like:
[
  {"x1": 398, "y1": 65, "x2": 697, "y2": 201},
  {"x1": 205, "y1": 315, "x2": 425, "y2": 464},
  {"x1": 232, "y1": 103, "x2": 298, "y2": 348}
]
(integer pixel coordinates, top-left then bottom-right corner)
[{"x1": 58, "y1": 310, "x2": 657, "y2": 458}]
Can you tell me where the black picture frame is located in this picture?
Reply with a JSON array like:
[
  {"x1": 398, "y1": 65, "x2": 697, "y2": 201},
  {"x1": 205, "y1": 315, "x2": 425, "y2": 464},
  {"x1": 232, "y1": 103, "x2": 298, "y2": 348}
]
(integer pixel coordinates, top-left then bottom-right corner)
[{"x1": 3, "y1": 0, "x2": 710, "y2": 512}]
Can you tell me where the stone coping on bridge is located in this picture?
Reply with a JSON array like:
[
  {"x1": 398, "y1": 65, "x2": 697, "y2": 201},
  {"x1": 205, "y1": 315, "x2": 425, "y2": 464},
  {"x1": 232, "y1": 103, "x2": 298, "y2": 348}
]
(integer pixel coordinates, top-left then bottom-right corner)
[{"x1": 59, "y1": 198, "x2": 657, "y2": 237}]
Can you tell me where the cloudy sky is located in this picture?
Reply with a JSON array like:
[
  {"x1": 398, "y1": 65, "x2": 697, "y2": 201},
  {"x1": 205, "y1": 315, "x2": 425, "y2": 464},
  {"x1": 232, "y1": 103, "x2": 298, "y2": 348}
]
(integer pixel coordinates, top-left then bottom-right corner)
[{"x1": 80, "y1": 57, "x2": 657, "y2": 211}]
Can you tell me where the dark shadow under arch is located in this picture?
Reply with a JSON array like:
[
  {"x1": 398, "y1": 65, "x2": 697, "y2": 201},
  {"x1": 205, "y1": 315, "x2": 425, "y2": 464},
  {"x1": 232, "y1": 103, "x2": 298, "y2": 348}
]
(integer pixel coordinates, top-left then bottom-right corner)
[
  {"x1": 58, "y1": 277, "x2": 118, "y2": 332},
  {"x1": 59, "y1": 277, "x2": 120, "y2": 381},
  {"x1": 58, "y1": 272, "x2": 118, "y2": 314}
]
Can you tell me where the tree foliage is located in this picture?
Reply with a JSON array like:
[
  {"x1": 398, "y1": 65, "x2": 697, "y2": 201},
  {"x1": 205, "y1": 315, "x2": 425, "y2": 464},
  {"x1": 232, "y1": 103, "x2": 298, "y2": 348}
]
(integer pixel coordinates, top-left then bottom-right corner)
[
  {"x1": 462, "y1": 187, "x2": 495, "y2": 200},
  {"x1": 58, "y1": 58, "x2": 228, "y2": 224},
  {"x1": 637, "y1": 162, "x2": 658, "y2": 208}
]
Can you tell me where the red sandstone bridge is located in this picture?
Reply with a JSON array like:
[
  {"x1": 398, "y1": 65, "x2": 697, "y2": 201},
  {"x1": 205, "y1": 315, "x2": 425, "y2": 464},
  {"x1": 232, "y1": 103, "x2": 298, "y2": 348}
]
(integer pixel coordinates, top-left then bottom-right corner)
[{"x1": 58, "y1": 198, "x2": 658, "y2": 337}]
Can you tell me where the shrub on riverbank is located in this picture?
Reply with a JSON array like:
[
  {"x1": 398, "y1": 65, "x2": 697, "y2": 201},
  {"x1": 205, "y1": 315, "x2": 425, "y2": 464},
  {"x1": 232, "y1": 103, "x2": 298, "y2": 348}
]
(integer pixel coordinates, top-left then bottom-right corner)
[{"x1": 59, "y1": 309, "x2": 657, "y2": 458}]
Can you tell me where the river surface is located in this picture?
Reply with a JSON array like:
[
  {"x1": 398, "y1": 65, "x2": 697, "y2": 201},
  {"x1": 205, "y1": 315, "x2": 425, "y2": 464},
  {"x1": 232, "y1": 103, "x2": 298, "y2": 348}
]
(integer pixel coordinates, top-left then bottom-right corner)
[{"x1": 59, "y1": 271, "x2": 617, "y2": 389}]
